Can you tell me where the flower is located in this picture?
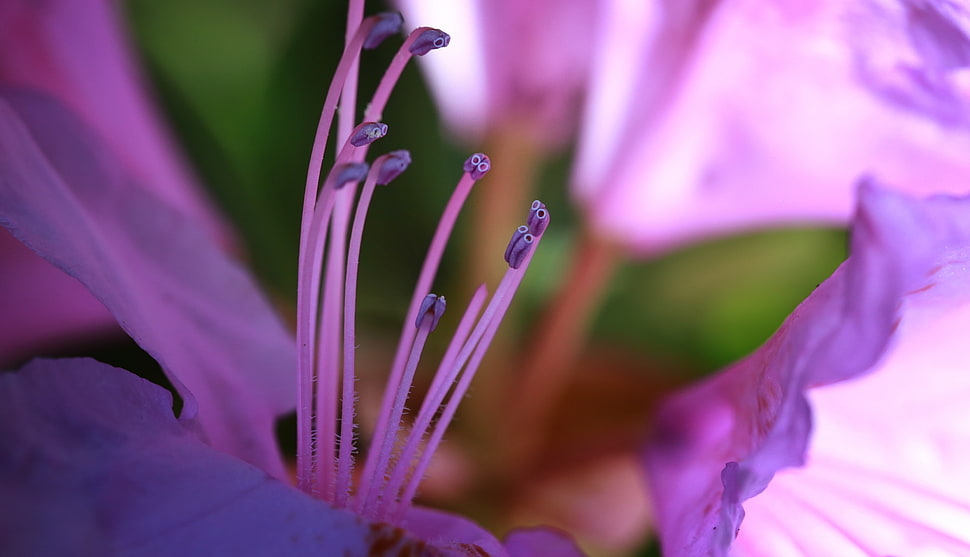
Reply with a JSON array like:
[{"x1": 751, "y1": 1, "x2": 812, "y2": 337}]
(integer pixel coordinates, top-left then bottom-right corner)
[
  {"x1": 0, "y1": 3, "x2": 583, "y2": 555},
  {"x1": 642, "y1": 181, "x2": 970, "y2": 556},
  {"x1": 572, "y1": 0, "x2": 970, "y2": 254}
]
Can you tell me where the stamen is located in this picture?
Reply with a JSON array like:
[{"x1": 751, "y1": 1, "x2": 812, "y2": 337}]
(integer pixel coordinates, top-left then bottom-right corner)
[
  {"x1": 332, "y1": 162, "x2": 370, "y2": 189},
  {"x1": 408, "y1": 29, "x2": 451, "y2": 56},
  {"x1": 296, "y1": 12, "x2": 402, "y2": 493},
  {"x1": 504, "y1": 225, "x2": 530, "y2": 264},
  {"x1": 359, "y1": 292, "x2": 447, "y2": 517},
  {"x1": 463, "y1": 152, "x2": 492, "y2": 180},
  {"x1": 376, "y1": 150, "x2": 413, "y2": 185},
  {"x1": 363, "y1": 12, "x2": 404, "y2": 50},
  {"x1": 393, "y1": 205, "x2": 551, "y2": 519},
  {"x1": 358, "y1": 154, "x2": 487, "y2": 508},
  {"x1": 381, "y1": 285, "x2": 488, "y2": 517},
  {"x1": 350, "y1": 122, "x2": 389, "y2": 146},
  {"x1": 364, "y1": 26, "x2": 451, "y2": 123},
  {"x1": 527, "y1": 200, "x2": 549, "y2": 236},
  {"x1": 505, "y1": 229, "x2": 535, "y2": 269},
  {"x1": 334, "y1": 153, "x2": 411, "y2": 507},
  {"x1": 415, "y1": 294, "x2": 448, "y2": 332}
]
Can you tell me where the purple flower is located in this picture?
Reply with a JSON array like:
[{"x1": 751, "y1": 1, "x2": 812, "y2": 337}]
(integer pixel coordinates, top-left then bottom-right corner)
[
  {"x1": 643, "y1": 181, "x2": 970, "y2": 556},
  {"x1": 573, "y1": 0, "x2": 970, "y2": 253},
  {"x1": 0, "y1": 3, "x2": 583, "y2": 555}
]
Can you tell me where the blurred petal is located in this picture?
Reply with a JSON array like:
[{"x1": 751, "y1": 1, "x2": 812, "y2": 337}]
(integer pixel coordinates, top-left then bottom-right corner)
[
  {"x1": 0, "y1": 229, "x2": 119, "y2": 365},
  {"x1": 396, "y1": 0, "x2": 596, "y2": 147},
  {"x1": 0, "y1": 358, "x2": 433, "y2": 557},
  {"x1": 504, "y1": 527, "x2": 587, "y2": 557},
  {"x1": 0, "y1": 90, "x2": 292, "y2": 477},
  {"x1": 574, "y1": 0, "x2": 970, "y2": 253},
  {"x1": 0, "y1": 0, "x2": 228, "y2": 240},
  {"x1": 642, "y1": 183, "x2": 970, "y2": 556}
]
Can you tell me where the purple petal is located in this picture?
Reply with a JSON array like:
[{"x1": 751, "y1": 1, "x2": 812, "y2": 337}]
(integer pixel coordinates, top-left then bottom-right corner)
[
  {"x1": 504, "y1": 527, "x2": 587, "y2": 557},
  {"x1": 0, "y1": 358, "x2": 446, "y2": 556},
  {"x1": 643, "y1": 182, "x2": 970, "y2": 556},
  {"x1": 0, "y1": 0, "x2": 230, "y2": 243},
  {"x1": 573, "y1": 0, "x2": 970, "y2": 254},
  {"x1": 0, "y1": 91, "x2": 293, "y2": 477},
  {"x1": 0, "y1": 229, "x2": 119, "y2": 365}
]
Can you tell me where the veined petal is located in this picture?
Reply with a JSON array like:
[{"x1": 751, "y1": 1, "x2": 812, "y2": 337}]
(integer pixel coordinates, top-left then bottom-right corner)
[
  {"x1": 0, "y1": 90, "x2": 292, "y2": 477},
  {"x1": 642, "y1": 183, "x2": 970, "y2": 556},
  {"x1": 0, "y1": 358, "x2": 430, "y2": 556},
  {"x1": 574, "y1": 0, "x2": 970, "y2": 254}
]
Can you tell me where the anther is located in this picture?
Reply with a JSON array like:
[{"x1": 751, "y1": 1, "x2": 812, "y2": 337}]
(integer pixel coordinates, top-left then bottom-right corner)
[
  {"x1": 504, "y1": 227, "x2": 534, "y2": 269},
  {"x1": 333, "y1": 162, "x2": 370, "y2": 189},
  {"x1": 350, "y1": 122, "x2": 389, "y2": 147},
  {"x1": 527, "y1": 200, "x2": 549, "y2": 236},
  {"x1": 463, "y1": 153, "x2": 491, "y2": 180},
  {"x1": 376, "y1": 150, "x2": 412, "y2": 185},
  {"x1": 364, "y1": 12, "x2": 404, "y2": 50},
  {"x1": 415, "y1": 294, "x2": 447, "y2": 332},
  {"x1": 409, "y1": 29, "x2": 451, "y2": 56},
  {"x1": 504, "y1": 225, "x2": 529, "y2": 263}
]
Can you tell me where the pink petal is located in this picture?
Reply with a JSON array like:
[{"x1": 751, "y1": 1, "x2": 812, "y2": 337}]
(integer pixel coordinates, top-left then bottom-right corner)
[
  {"x1": 574, "y1": 0, "x2": 970, "y2": 254},
  {"x1": 0, "y1": 358, "x2": 435, "y2": 556},
  {"x1": 0, "y1": 91, "x2": 293, "y2": 478},
  {"x1": 396, "y1": 0, "x2": 596, "y2": 148},
  {"x1": 0, "y1": 0, "x2": 229, "y2": 241},
  {"x1": 642, "y1": 182, "x2": 970, "y2": 556},
  {"x1": 0, "y1": 228, "x2": 119, "y2": 365},
  {"x1": 736, "y1": 195, "x2": 970, "y2": 555}
]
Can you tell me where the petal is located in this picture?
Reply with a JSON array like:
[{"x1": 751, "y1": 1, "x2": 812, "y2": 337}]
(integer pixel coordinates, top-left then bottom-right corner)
[
  {"x1": 503, "y1": 527, "x2": 587, "y2": 557},
  {"x1": 642, "y1": 182, "x2": 970, "y2": 556},
  {"x1": 396, "y1": 0, "x2": 596, "y2": 148},
  {"x1": 0, "y1": 90, "x2": 293, "y2": 477},
  {"x1": 735, "y1": 194, "x2": 970, "y2": 555},
  {"x1": 574, "y1": 0, "x2": 970, "y2": 253},
  {"x1": 0, "y1": 358, "x2": 440, "y2": 557},
  {"x1": 0, "y1": 228, "x2": 119, "y2": 365},
  {"x1": 0, "y1": 0, "x2": 229, "y2": 242}
]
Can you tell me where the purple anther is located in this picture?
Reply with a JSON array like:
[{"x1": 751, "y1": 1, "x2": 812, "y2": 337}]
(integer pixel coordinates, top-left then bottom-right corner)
[
  {"x1": 463, "y1": 152, "x2": 491, "y2": 180},
  {"x1": 350, "y1": 122, "x2": 389, "y2": 147},
  {"x1": 527, "y1": 200, "x2": 549, "y2": 236},
  {"x1": 409, "y1": 28, "x2": 450, "y2": 56},
  {"x1": 415, "y1": 294, "x2": 447, "y2": 332},
  {"x1": 364, "y1": 12, "x2": 404, "y2": 50},
  {"x1": 504, "y1": 226, "x2": 534, "y2": 269},
  {"x1": 376, "y1": 150, "x2": 412, "y2": 185},
  {"x1": 333, "y1": 162, "x2": 370, "y2": 189}
]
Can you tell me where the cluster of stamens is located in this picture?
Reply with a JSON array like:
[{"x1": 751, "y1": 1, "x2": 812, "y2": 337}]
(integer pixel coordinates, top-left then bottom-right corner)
[{"x1": 294, "y1": 12, "x2": 548, "y2": 524}]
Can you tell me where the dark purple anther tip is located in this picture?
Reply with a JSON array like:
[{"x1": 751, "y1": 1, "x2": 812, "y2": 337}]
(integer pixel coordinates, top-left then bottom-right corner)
[
  {"x1": 364, "y1": 12, "x2": 404, "y2": 50},
  {"x1": 409, "y1": 28, "x2": 450, "y2": 56},
  {"x1": 350, "y1": 122, "x2": 389, "y2": 147},
  {"x1": 463, "y1": 153, "x2": 491, "y2": 180},
  {"x1": 333, "y1": 162, "x2": 370, "y2": 189},
  {"x1": 527, "y1": 200, "x2": 549, "y2": 236},
  {"x1": 416, "y1": 293, "x2": 447, "y2": 331},
  {"x1": 376, "y1": 150, "x2": 412, "y2": 185},
  {"x1": 504, "y1": 226, "x2": 534, "y2": 269}
]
